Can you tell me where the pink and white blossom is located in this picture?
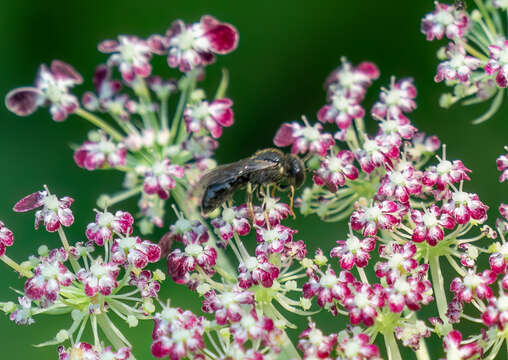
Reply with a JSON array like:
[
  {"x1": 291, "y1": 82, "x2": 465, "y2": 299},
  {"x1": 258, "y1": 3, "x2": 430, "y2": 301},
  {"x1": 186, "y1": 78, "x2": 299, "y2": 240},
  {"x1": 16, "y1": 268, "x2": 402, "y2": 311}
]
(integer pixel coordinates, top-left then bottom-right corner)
[
  {"x1": 5, "y1": 60, "x2": 82, "y2": 121},
  {"x1": 86, "y1": 210, "x2": 134, "y2": 246},
  {"x1": 485, "y1": 40, "x2": 508, "y2": 88},
  {"x1": 378, "y1": 163, "x2": 422, "y2": 203},
  {"x1": 421, "y1": 2, "x2": 469, "y2": 41},
  {"x1": 274, "y1": 121, "x2": 335, "y2": 156},
  {"x1": 14, "y1": 190, "x2": 74, "y2": 232},
  {"x1": 201, "y1": 289, "x2": 255, "y2": 324},
  {"x1": 111, "y1": 236, "x2": 161, "y2": 269},
  {"x1": 76, "y1": 259, "x2": 120, "y2": 297},
  {"x1": 0, "y1": 221, "x2": 14, "y2": 257},
  {"x1": 298, "y1": 320, "x2": 338, "y2": 359},
  {"x1": 313, "y1": 150, "x2": 359, "y2": 192},
  {"x1": 440, "y1": 330, "x2": 482, "y2": 360},
  {"x1": 317, "y1": 89, "x2": 365, "y2": 130},
  {"x1": 237, "y1": 255, "x2": 280, "y2": 289},
  {"x1": 74, "y1": 137, "x2": 126, "y2": 171},
  {"x1": 441, "y1": 190, "x2": 489, "y2": 224},
  {"x1": 371, "y1": 77, "x2": 417, "y2": 121},
  {"x1": 143, "y1": 159, "x2": 184, "y2": 199},
  {"x1": 325, "y1": 59, "x2": 380, "y2": 100},
  {"x1": 496, "y1": 146, "x2": 508, "y2": 182},
  {"x1": 151, "y1": 305, "x2": 205, "y2": 359},
  {"x1": 156, "y1": 15, "x2": 239, "y2": 72},
  {"x1": 210, "y1": 205, "x2": 250, "y2": 245},
  {"x1": 24, "y1": 257, "x2": 74, "y2": 306},
  {"x1": 350, "y1": 201, "x2": 403, "y2": 237},
  {"x1": 411, "y1": 204, "x2": 455, "y2": 246},
  {"x1": 450, "y1": 269, "x2": 496, "y2": 303},
  {"x1": 330, "y1": 232, "x2": 376, "y2": 270},
  {"x1": 435, "y1": 43, "x2": 481, "y2": 83},
  {"x1": 98, "y1": 36, "x2": 153, "y2": 82},
  {"x1": 184, "y1": 98, "x2": 234, "y2": 138}
]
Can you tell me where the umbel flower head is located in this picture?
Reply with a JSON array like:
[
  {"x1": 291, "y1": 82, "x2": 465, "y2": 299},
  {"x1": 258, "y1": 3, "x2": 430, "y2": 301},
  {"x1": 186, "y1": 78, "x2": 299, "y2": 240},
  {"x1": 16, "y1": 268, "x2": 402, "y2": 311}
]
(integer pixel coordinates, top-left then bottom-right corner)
[
  {"x1": 1, "y1": 187, "x2": 163, "y2": 358},
  {"x1": 4, "y1": 14, "x2": 239, "y2": 234},
  {"x1": 421, "y1": 1, "x2": 508, "y2": 123}
]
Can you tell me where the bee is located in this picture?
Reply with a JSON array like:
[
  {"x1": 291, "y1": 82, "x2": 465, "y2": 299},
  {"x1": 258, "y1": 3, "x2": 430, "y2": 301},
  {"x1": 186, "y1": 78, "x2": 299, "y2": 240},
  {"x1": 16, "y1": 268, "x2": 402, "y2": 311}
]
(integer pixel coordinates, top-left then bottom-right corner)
[{"x1": 197, "y1": 148, "x2": 305, "y2": 216}]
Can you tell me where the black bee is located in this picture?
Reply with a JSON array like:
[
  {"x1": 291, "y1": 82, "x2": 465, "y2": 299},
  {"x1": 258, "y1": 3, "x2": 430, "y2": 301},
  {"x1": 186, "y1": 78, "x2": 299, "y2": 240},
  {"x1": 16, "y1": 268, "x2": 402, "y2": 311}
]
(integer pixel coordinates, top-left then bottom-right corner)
[{"x1": 197, "y1": 148, "x2": 305, "y2": 215}]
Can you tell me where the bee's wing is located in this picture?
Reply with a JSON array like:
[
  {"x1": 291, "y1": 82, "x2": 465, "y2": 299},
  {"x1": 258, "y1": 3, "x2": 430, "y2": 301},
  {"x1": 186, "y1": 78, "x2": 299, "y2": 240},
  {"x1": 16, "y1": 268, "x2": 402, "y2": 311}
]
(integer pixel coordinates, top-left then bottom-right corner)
[
  {"x1": 194, "y1": 158, "x2": 279, "y2": 197},
  {"x1": 200, "y1": 159, "x2": 278, "y2": 186}
]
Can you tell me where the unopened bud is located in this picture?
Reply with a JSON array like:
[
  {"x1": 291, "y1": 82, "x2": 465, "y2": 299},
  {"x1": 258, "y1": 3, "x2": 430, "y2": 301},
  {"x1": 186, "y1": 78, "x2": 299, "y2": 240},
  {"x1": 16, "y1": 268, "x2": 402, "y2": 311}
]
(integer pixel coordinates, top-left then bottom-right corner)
[
  {"x1": 197, "y1": 283, "x2": 211, "y2": 295},
  {"x1": 56, "y1": 330, "x2": 69, "y2": 342},
  {"x1": 471, "y1": 9, "x2": 482, "y2": 22},
  {"x1": 37, "y1": 245, "x2": 49, "y2": 257},
  {"x1": 153, "y1": 269, "x2": 166, "y2": 282},
  {"x1": 127, "y1": 315, "x2": 139, "y2": 327}
]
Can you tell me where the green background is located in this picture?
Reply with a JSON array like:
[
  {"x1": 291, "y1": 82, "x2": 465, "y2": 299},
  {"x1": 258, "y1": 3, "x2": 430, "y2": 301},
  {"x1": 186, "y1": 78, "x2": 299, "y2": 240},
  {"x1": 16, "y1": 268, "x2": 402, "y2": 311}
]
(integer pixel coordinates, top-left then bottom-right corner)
[{"x1": 0, "y1": 0, "x2": 506, "y2": 358}]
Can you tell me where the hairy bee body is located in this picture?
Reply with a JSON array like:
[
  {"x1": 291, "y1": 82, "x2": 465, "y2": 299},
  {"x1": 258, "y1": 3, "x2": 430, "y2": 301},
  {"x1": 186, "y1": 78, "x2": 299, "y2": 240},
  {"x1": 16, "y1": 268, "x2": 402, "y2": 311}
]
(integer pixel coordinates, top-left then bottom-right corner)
[{"x1": 198, "y1": 149, "x2": 305, "y2": 214}]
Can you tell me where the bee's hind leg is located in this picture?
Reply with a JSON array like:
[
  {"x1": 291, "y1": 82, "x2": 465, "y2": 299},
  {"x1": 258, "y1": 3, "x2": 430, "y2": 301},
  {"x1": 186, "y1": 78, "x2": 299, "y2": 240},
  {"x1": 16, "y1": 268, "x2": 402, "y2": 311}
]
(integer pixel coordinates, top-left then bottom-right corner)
[
  {"x1": 289, "y1": 185, "x2": 296, "y2": 219},
  {"x1": 247, "y1": 182, "x2": 255, "y2": 219}
]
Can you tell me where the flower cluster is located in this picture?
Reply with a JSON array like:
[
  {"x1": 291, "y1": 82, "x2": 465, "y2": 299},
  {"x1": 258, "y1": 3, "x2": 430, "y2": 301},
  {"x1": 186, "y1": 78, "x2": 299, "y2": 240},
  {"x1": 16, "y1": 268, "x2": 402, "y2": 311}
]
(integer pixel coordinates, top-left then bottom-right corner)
[
  {"x1": 3, "y1": 9, "x2": 508, "y2": 360},
  {"x1": 421, "y1": 0, "x2": 508, "y2": 123},
  {"x1": 1, "y1": 188, "x2": 162, "y2": 358},
  {"x1": 5, "y1": 15, "x2": 239, "y2": 234}
]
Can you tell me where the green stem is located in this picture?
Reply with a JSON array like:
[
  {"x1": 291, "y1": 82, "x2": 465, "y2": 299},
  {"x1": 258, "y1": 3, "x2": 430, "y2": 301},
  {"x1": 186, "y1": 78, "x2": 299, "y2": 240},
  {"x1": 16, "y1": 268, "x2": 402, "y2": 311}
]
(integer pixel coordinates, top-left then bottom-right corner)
[
  {"x1": 463, "y1": 42, "x2": 489, "y2": 62},
  {"x1": 75, "y1": 108, "x2": 123, "y2": 141},
  {"x1": 473, "y1": 0, "x2": 498, "y2": 36},
  {"x1": 160, "y1": 97, "x2": 169, "y2": 130},
  {"x1": 134, "y1": 78, "x2": 159, "y2": 131},
  {"x1": 97, "y1": 185, "x2": 144, "y2": 209},
  {"x1": 357, "y1": 266, "x2": 369, "y2": 284},
  {"x1": 472, "y1": 88, "x2": 505, "y2": 124},
  {"x1": 384, "y1": 331, "x2": 402, "y2": 360},
  {"x1": 96, "y1": 312, "x2": 130, "y2": 350},
  {"x1": 58, "y1": 227, "x2": 80, "y2": 274},
  {"x1": 0, "y1": 254, "x2": 33, "y2": 278},
  {"x1": 429, "y1": 255, "x2": 448, "y2": 321},
  {"x1": 415, "y1": 337, "x2": 431, "y2": 360},
  {"x1": 214, "y1": 68, "x2": 229, "y2": 99},
  {"x1": 262, "y1": 304, "x2": 301, "y2": 360},
  {"x1": 169, "y1": 78, "x2": 192, "y2": 144}
]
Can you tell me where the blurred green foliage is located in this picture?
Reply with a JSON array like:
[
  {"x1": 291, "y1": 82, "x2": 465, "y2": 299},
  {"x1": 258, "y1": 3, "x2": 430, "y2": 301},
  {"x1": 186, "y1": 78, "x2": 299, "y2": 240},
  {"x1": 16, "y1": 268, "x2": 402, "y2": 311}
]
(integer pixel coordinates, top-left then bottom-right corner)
[{"x1": 0, "y1": 0, "x2": 507, "y2": 358}]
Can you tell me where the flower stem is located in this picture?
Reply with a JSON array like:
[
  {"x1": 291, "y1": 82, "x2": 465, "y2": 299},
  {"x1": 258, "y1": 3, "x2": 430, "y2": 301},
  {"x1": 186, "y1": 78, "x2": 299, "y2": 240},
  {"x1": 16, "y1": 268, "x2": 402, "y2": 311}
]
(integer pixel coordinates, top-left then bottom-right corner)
[
  {"x1": 0, "y1": 254, "x2": 33, "y2": 278},
  {"x1": 75, "y1": 109, "x2": 123, "y2": 141},
  {"x1": 473, "y1": 0, "x2": 498, "y2": 36},
  {"x1": 58, "y1": 228, "x2": 80, "y2": 274},
  {"x1": 169, "y1": 76, "x2": 194, "y2": 145},
  {"x1": 262, "y1": 304, "x2": 301, "y2": 360},
  {"x1": 415, "y1": 338, "x2": 431, "y2": 360},
  {"x1": 429, "y1": 255, "x2": 448, "y2": 321},
  {"x1": 357, "y1": 266, "x2": 369, "y2": 284},
  {"x1": 97, "y1": 186, "x2": 144, "y2": 209},
  {"x1": 96, "y1": 312, "x2": 131, "y2": 350},
  {"x1": 214, "y1": 68, "x2": 229, "y2": 99},
  {"x1": 384, "y1": 331, "x2": 402, "y2": 360}
]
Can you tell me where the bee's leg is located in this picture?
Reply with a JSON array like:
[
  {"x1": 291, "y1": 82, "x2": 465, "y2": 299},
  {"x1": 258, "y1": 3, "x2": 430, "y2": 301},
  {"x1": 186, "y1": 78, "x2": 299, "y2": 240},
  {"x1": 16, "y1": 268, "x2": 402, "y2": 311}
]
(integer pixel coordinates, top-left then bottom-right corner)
[
  {"x1": 289, "y1": 185, "x2": 296, "y2": 219},
  {"x1": 271, "y1": 186, "x2": 276, "y2": 198},
  {"x1": 259, "y1": 185, "x2": 266, "y2": 199},
  {"x1": 247, "y1": 182, "x2": 255, "y2": 219}
]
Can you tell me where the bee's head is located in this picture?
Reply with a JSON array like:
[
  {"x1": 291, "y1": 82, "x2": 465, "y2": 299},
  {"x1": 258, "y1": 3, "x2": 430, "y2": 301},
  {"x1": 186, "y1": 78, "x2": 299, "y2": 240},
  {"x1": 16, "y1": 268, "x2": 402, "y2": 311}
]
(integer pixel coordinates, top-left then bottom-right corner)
[{"x1": 285, "y1": 154, "x2": 305, "y2": 188}]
